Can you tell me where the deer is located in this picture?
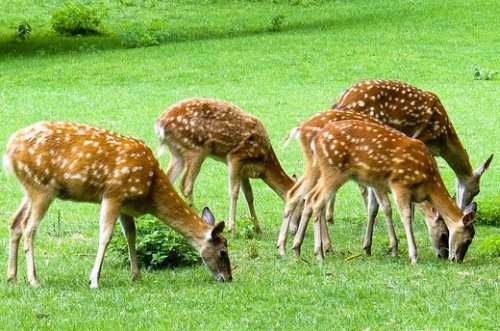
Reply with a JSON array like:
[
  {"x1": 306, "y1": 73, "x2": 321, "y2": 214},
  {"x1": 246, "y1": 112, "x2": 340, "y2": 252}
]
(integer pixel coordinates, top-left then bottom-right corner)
[
  {"x1": 292, "y1": 119, "x2": 477, "y2": 264},
  {"x1": 155, "y1": 97, "x2": 295, "y2": 236},
  {"x1": 332, "y1": 79, "x2": 493, "y2": 212},
  {"x1": 3, "y1": 121, "x2": 232, "y2": 289},
  {"x1": 276, "y1": 109, "x2": 449, "y2": 258}
]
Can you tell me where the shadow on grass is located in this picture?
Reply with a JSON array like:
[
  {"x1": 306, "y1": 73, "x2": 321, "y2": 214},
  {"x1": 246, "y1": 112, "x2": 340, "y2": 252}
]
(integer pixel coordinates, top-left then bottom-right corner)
[{"x1": 0, "y1": 9, "x2": 390, "y2": 59}]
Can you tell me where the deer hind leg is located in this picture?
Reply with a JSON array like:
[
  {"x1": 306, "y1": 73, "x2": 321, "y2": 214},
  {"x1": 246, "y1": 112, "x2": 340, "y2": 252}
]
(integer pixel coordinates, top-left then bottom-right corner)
[
  {"x1": 324, "y1": 195, "x2": 336, "y2": 224},
  {"x1": 291, "y1": 198, "x2": 313, "y2": 259},
  {"x1": 374, "y1": 190, "x2": 398, "y2": 257},
  {"x1": 277, "y1": 175, "x2": 311, "y2": 255},
  {"x1": 240, "y1": 176, "x2": 262, "y2": 234},
  {"x1": 89, "y1": 198, "x2": 122, "y2": 289},
  {"x1": 178, "y1": 151, "x2": 205, "y2": 207},
  {"x1": 23, "y1": 191, "x2": 54, "y2": 287},
  {"x1": 118, "y1": 213, "x2": 141, "y2": 281},
  {"x1": 304, "y1": 184, "x2": 338, "y2": 260},
  {"x1": 165, "y1": 151, "x2": 185, "y2": 184},
  {"x1": 7, "y1": 197, "x2": 31, "y2": 284},
  {"x1": 288, "y1": 168, "x2": 321, "y2": 233}
]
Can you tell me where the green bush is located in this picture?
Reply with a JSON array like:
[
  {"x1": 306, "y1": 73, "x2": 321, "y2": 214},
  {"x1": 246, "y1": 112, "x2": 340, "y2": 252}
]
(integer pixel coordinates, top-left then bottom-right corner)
[
  {"x1": 118, "y1": 23, "x2": 168, "y2": 48},
  {"x1": 50, "y1": 4, "x2": 104, "y2": 36},
  {"x1": 111, "y1": 218, "x2": 201, "y2": 270}
]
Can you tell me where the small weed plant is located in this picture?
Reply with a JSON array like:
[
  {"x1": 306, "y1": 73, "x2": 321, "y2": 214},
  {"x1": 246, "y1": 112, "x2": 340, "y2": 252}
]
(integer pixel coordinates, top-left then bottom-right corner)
[
  {"x1": 17, "y1": 21, "x2": 31, "y2": 40},
  {"x1": 474, "y1": 66, "x2": 497, "y2": 80}
]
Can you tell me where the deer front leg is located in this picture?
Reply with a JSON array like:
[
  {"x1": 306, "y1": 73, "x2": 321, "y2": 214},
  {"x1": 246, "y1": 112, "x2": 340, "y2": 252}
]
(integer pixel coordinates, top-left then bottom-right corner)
[
  {"x1": 89, "y1": 199, "x2": 121, "y2": 289},
  {"x1": 227, "y1": 163, "x2": 242, "y2": 236},
  {"x1": 240, "y1": 176, "x2": 261, "y2": 234},
  {"x1": 118, "y1": 214, "x2": 141, "y2": 281},
  {"x1": 393, "y1": 191, "x2": 417, "y2": 264},
  {"x1": 363, "y1": 188, "x2": 379, "y2": 256},
  {"x1": 7, "y1": 199, "x2": 30, "y2": 284}
]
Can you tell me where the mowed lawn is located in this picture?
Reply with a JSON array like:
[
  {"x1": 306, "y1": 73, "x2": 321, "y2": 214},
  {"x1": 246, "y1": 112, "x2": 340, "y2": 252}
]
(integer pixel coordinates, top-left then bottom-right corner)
[{"x1": 0, "y1": 0, "x2": 499, "y2": 330}]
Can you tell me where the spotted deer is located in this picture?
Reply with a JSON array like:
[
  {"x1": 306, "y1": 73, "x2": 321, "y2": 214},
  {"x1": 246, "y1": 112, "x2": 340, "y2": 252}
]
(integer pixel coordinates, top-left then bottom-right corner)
[
  {"x1": 276, "y1": 109, "x2": 449, "y2": 258},
  {"x1": 155, "y1": 98, "x2": 295, "y2": 236},
  {"x1": 332, "y1": 79, "x2": 493, "y2": 211},
  {"x1": 292, "y1": 120, "x2": 476, "y2": 263},
  {"x1": 3, "y1": 121, "x2": 232, "y2": 288}
]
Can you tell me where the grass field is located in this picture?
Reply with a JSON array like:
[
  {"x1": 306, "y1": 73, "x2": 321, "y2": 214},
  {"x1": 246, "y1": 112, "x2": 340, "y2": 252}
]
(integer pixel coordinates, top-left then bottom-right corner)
[{"x1": 1, "y1": 0, "x2": 499, "y2": 330}]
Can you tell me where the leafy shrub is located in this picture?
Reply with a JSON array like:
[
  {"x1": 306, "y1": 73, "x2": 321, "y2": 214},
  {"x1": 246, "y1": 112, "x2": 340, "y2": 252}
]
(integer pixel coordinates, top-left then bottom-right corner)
[
  {"x1": 50, "y1": 4, "x2": 104, "y2": 36},
  {"x1": 17, "y1": 21, "x2": 32, "y2": 40},
  {"x1": 118, "y1": 23, "x2": 168, "y2": 48},
  {"x1": 270, "y1": 15, "x2": 286, "y2": 32},
  {"x1": 111, "y1": 218, "x2": 201, "y2": 269}
]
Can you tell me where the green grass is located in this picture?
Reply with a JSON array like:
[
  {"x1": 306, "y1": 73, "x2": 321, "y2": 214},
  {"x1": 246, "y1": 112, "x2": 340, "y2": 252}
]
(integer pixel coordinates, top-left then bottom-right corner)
[{"x1": 1, "y1": 0, "x2": 499, "y2": 329}]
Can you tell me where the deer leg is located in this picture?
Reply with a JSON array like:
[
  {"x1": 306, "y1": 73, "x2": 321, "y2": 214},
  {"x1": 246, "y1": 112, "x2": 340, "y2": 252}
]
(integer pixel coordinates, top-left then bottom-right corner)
[
  {"x1": 89, "y1": 199, "x2": 121, "y2": 289},
  {"x1": 227, "y1": 162, "x2": 242, "y2": 236},
  {"x1": 277, "y1": 179, "x2": 308, "y2": 255},
  {"x1": 363, "y1": 188, "x2": 379, "y2": 256},
  {"x1": 179, "y1": 152, "x2": 205, "y2": 207},
  {"x1": 324, "y1": 195, "x2": 336, "y2": 225},
  {"x1": 24, "y1": 192, "x2": 53, "y2": 288},
  {"x1": 393, "y1": 189, "x2": 417, "y2": 264},
  {"x1": 288, "y1": 169, "x2": 320, "y2": 233},
  {"x1": 311, "y1": 187, "x2": 337, "y2": 260},
  {"x1": 165, "y1": 151, "x2": 185, "y2": 184},
  {"x1": 320, "y1": 207, "x2": 334, "y2": 255},
  {"x1": 240, "y1": 176, "x2": 261, "y2": 234},
  {"x1": 7, "y1": 198, "x2": 30, "y2": 284},
  {"x1": 118, "y1": 213, "x2": 141, "y2": 281},
  {"x1": 292, "y1": 199, "x2": 314, "y2": 259},
  {"x1": 374, "y1": 190, "x2": 399, "y2": 257}
]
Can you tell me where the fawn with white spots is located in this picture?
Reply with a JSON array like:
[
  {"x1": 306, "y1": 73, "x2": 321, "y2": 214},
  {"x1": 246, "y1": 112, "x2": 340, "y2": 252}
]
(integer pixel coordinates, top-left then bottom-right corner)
[
  {"x1": 333, "y1": 79, "x2": 493, "y2": 211},
  {"x1": 276, "y1": 109, "x2": 449, "y2": 258},
  {"x1": 3, "y1": 121, "x2": 232, "y2": 288},
  {"x1": 292, "y1": 120, "x2": 476, "y2": 263},
  {"x1": 155, "y1": 98, "x2": 295, "y2": 235}
]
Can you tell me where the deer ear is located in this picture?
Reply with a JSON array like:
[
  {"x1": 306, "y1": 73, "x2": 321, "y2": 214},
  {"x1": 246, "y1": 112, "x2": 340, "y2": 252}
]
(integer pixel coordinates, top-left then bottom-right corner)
[
  {"x1": 474, "y1": 154, "x2": 493, "y2": 176},
  {"x1": 201, "y1": 207, "x2": 215, "y2": 226},
  {"x1": 212, "y1": 222, "x2": 226, "y2": 238},
  {"x1": 462, "y1": 202, "x2": 477, "y2": 227}
]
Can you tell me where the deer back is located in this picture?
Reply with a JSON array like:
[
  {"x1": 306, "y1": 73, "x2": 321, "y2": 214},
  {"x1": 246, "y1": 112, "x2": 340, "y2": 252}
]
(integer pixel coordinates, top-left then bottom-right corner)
[
  {"x1": 332, "y1": 80, "x2": 456, "y2": 149},
  {"x1": 4, "y1": 121, "x2": 160, "y2": 206},
  {"x1": 155, "y1": 98, "x2": 294, "y2": 196},
  {"x1": 313, "y1": 119, "x2": 443, "y2": 200}
]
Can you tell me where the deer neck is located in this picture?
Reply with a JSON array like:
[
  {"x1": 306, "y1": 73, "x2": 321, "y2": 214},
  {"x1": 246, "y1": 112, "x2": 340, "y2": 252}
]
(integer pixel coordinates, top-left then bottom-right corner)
[
  {"x1": 438, "y1": 129, "x2": 474, "y2": 178},
  {"x1": 262, "y1": 146, "x2": 295, "y2": 201},
  {"x1": 150, "y1": 173, "x2": 210, "y2": 245},
  {"x1": 428, "y1": 186, "x2": 464, "y2": 231}
]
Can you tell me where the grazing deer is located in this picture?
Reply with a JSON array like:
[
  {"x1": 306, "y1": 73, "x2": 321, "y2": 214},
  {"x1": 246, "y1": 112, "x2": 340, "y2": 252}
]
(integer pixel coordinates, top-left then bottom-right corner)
[
  {"x1": 276, "y1": 109, "x2": 449, "y2": 258},
  {"x1": 155, "y1": 98, "x2": 295, "y2": 235},
  {"x1": 332, "y1": 79, "x2": 493, "y2": 210},
  {"x1": 292, "y1": 120, "x2": 476, "y2": 263},
  {"x1": 3, "y1": 121, "x2": 232, "y2": 288}
]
